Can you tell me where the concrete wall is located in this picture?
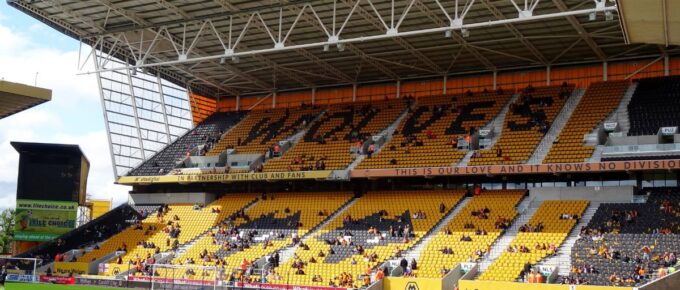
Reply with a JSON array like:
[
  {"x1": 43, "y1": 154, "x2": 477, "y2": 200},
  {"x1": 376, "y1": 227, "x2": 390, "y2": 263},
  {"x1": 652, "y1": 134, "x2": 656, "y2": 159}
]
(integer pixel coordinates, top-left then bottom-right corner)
[
  {"x1": 608, "y1": 135, "x2": 661, "y2": 146},
  {"x1": 639, "y1": 270, "x2": 680, "y2": 290},
  {"x1": 530, "y1": 186, "x2": 633, "y2": 203},
  {"x1": 129, "y1": 192, "x2": 216, "y2": 205},
  {"x1": 442, "y1": 264, "x2": 463, "y2": 290}
]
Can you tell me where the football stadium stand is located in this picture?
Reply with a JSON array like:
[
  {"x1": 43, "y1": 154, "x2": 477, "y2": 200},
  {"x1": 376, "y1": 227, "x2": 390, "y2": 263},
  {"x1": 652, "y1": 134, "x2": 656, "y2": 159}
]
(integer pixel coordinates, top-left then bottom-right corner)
[
  {"x1": 468, "y1": 85, "x2": 574, "y2": 165},
  {"x1": 263, "y1": 101, "x2": 407, "y2": 172},
  {"x1": 153, "y1": 192, "x2": 353, "y2": 279},
  {"x1": 15, "y1": 204, "x2": 140, "y2": 264},
  {"x1": 82, "y1": 194, "x2": 258, "y2": 275},
  {"x1": 273, "y1": 190, "x2": 464, "y2": 287},
  {"x1": 128, "y1": 112, "x2": 245, "y2": 176},
  {"x1": 206, "y1": 106, "x2": 322, "y2": 156},
  {"x1": 544, "y1": 81, "x2": 630, "y2": 163},
  {"x1": 478, "y1": 200, "x2": 589, "y2": 281},
  {"x1": 627, "y1": 76, "x2": 680, "y2": 136},
  {"x1": 417, "y1": 190, "x2": 526, "y2": 278},
  {"x1": 357, "y1": 91, "x2": 511, "y2": 169},
  {"x1": 566, "y1": 188, "x2": 680, "y2": 286},
  {"x1": 10, "y1": 2, "x2": 680, "y2": 290}
]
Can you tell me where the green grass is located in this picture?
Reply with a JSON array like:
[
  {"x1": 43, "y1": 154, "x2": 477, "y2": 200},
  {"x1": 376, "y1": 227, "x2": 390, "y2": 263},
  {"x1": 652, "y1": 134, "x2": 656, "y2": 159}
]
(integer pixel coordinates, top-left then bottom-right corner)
[{"x1": 5, "y1": 283, "x2": 116, "y2": 290}]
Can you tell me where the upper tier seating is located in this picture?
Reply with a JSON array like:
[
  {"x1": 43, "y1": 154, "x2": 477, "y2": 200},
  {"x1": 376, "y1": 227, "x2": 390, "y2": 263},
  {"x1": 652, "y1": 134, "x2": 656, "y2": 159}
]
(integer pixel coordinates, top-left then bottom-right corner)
[
  {"x1": 273, "y1": 190, "x2": 464, "y2": 287},
  {"x1": 628, "y1": 76, "x2": 680, "y2": 136},
  {"x1": 206, "y1": 106, "x2": 322, "y2": 156},
  {"x1": 151, "y1": 192, "x2": 353, "y2": 280},
  {"x1": 356, "y1": 91, "x2": 510, "y2": 169},
  {"x1": 83, "y1": 194, "x2": 257, "y2": 275},
  {"x1": 544, "y1": 81, "x2": 630, "y2": 163},
  {"x1": 567, "y1": 188, "x2": 680, "y2": 286},
  {"x1": 128, "y1": 112, "x2": 245, "y2": 176},
  {"x1": 469, "y1": 84, "x2": 573, "y2": 165},
  {"x1": 263, "y1": 101, "x2": 407, "y2": 172},
  {"x1": 479, "y1": 200, "x2": 589, "y2": 281},
  {"x1": 417, "y1": 190, "x2": 526, "y2": 278}
]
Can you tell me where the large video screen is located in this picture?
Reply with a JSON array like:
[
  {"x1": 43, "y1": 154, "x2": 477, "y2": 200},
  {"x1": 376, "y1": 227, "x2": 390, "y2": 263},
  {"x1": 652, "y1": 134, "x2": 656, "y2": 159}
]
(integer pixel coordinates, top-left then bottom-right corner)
[
  {"x1": 16, "y1": 152, "x2": 81, "y2": 202},
  {"x1": 15, "y1": 199, "x2": 77, "y2": 242}
]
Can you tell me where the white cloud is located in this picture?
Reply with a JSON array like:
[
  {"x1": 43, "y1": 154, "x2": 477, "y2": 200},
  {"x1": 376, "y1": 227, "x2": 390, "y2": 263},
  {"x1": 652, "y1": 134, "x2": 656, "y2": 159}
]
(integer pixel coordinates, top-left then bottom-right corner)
[
  {"x1": 0, "y1": 24, "x2": 97, "y2": 106},
  {"x1": 0, "y1": 22, "x2": 130, "y2": 208}
]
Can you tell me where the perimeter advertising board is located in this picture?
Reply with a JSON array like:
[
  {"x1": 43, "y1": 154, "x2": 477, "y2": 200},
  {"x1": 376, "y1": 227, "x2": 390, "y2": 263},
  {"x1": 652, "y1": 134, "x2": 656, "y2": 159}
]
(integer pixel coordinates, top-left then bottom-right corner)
[{"x1": 14, "y1": 200, "x2": 77, "y2": 241}]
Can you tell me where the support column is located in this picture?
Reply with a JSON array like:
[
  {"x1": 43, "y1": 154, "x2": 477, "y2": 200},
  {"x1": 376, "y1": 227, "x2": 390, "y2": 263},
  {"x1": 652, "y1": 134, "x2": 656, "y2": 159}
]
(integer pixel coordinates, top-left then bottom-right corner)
[
  {"x1": 396, "y1": 80, "x2": 401, "y2": 99},
  {"x1": 603, "y1": 61, "x2": 608, "y2": 81},
  {"x1": 442, "y1": 75, "x2": 448, "y2": 94},
  {"x1": 235, "y1": 95, "x2": 240, "y2": 111},
  {"x1": 311, "y1": 87, "x2": 316, "y2": 105},
  {"x1": 492, "y1": 71, "x2": 498, "y2": 90},
  {"x1": 352, "y1": 83, "x2": 357, "y2": 102},
  {"x1": 272, "y1": 91, "x2": 277, "y2": 108},
  {"x1": 546, "y1": 65, "x2": 551, "y2": 86},
  {"x1": 664, "y1": 55, "x2": 670, "y2": 76}
]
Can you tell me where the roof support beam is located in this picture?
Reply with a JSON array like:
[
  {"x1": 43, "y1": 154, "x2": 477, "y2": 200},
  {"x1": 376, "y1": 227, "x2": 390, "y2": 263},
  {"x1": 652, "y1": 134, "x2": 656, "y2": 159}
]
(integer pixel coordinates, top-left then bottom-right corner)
[
  {"x1": 413, "y1": 0, "x2": 496, "y2": 70},
  {"x1": 342, "y1": 0, "x2": 443, "y2": 73},
  {"x1": 552, "y1": 0, "x2": 608, "y2": 61},
  {"x1": 479, "y1": 0, "x2": 547, "y2": 64}
]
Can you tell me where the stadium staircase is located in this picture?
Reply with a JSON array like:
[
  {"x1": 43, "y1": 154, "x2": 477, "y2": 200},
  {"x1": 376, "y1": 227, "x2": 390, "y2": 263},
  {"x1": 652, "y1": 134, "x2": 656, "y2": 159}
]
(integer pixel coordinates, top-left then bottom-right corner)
[
  {"x1": 457, "y1": 93, "x2": 519, "y2": 166},
  {"x1": 277, "y1": 196, "x2": 359, "y2": 264},
  {"x1": 527, "y1": 88, "x2": 586, "y2": 164},
  {"x1": 482, "y1": 93, "x2": 520, "y2": 150},
  {"x1": 171, "y1": 198, "x2": 262, "y2": 260},
  {"x1": 606, "y1": 82, "x2": 638, "y2": 136},
  {"x1": 478, "y1": 197, "x2": 536, "y2": 273},
  {"x1": 346, "y1": 107, "x2": 409, "y2": 171},
  {"x1": 537, "y1": 202, "x2": 600, "y2": 276},
  {"x1": 397, "y1": 197, "x2": 472, "y2": 263}
]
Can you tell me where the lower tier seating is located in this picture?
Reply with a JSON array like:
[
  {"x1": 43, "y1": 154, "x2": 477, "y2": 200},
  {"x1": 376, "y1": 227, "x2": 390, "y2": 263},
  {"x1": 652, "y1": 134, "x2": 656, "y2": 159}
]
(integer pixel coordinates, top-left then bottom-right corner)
[
  {"x1": 417, "y1": 190, "x2": 526, "y2": 278},
  {"x1": 479, "y1": 200, "x2": 588, "y2": 281},
  {"x1": 16, "y1": 204, "x2": 141, "y2": 264},
  {"x1": 85, "y1": 194, "x2": 257, "y2": 275},
  {"x1": 273, "y1": 190, "x2": 464, "y2": 287},
  {"x1": 544, "y1": 81, "x2": 629, "y2": 163},
  {"x1": 567, "y1": 188, "x2": 680, "y2": 286},
  {"x1": 151, "y1": 192, "x2": 353, "y2": 280}
]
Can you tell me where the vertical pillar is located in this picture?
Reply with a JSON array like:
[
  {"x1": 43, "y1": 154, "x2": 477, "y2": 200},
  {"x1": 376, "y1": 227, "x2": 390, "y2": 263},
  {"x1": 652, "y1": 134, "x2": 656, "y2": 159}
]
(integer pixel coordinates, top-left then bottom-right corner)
[
  {"x1": 352, "y1": 83, "x2": 357, "y2": 102},
  {"x1": 603, "y1": 61, "x2": 608, "y2": 81},
  {"x1": 272, "y1": 91, "x2": 277, "y2": 108},
  {"x1": 442, "y1": 75, "x2": 448, "y2": 94},
  {"x1": 235, "y1": 94, "x2": 240, "y2": 111},
  {"x1": 311, "y1": 87, "x2": 316, "y2": 105},
  {"x1": 546, "y1": 66, "x2": 551, "y2": 86},
  {"x1": 396, "y1": 80, "x2": 401, "y2": 99},
  {"x1": 664, "y1": 55, "x2": 670, "y2": 76},
  {"x1": 492, "y1": 70, "x2": 498, "y2": 90}
]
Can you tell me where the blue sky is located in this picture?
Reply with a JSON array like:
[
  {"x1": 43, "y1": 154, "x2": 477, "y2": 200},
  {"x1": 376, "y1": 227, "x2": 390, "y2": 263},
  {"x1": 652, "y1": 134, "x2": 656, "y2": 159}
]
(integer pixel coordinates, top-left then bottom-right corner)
[{"x1": 0, "y1": 3, "x2": 130, "y2": 207}]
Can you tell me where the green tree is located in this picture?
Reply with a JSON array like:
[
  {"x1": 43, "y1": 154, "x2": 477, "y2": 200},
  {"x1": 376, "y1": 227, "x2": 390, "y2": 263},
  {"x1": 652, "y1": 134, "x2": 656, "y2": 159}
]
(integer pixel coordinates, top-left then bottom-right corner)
[{"x1": 0, "y1": 208, "x2": 15, "y2": 254}]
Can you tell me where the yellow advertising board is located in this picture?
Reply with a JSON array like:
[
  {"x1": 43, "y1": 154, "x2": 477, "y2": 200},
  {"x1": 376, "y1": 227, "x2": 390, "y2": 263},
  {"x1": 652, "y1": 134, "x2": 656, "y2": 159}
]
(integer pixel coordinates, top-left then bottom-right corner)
[
  {"x1": 54, "y1": 262, "x2": 89, "y2": 276},
  {"x1": 383, "y1": 277, "x2": 442, "y2": 290},
  {"x1": 117, "y1": 170, "x2": 333, "y2": 185}
]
